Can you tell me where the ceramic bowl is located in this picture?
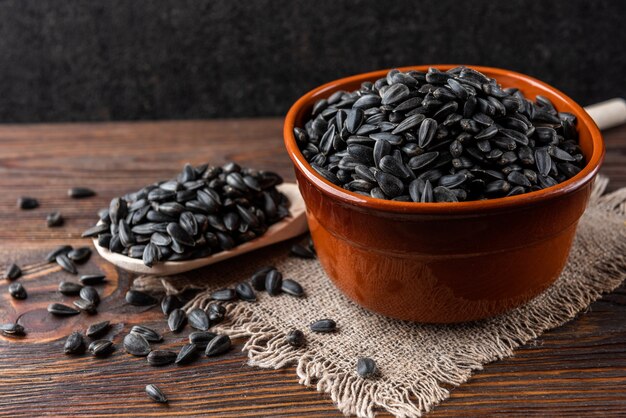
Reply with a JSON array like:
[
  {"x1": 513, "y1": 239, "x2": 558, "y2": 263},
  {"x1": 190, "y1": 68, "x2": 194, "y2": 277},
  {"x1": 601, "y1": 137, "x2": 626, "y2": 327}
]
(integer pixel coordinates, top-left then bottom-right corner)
[{"x1": 283, "y1": 65, "x2": 604, "y2": 323}]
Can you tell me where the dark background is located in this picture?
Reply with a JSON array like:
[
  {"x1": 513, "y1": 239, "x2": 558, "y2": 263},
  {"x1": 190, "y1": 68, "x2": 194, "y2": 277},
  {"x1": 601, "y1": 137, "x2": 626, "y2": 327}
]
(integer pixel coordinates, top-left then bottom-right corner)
[{"x1": 0, "y1": 0, "x2": 624, "y2": 123}]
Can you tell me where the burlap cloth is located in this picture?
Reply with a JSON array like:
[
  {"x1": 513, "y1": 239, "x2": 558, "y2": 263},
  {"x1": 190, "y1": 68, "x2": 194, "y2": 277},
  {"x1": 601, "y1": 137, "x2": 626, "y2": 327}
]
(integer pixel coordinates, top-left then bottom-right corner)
[{"x1": 135, "y1": 176, "x2": 626, "y2": 417}]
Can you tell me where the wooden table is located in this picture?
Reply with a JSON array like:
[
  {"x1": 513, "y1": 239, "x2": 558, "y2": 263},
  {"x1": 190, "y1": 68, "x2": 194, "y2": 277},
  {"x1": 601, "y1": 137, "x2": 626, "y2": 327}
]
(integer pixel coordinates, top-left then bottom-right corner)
[{"x1": 0, "y1": 120, "x2": 624, "y2": 417}]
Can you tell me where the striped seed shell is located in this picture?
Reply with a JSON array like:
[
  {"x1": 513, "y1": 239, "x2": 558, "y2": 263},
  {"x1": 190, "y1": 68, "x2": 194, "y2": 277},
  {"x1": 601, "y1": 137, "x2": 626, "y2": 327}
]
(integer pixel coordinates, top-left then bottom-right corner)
[
  {"x1": 310, "y1": 319, "x2": 337, "y2": 333},
  {"x1": 64, "y1": 332, "x2": 85, "y2": 354},
  {"x1": 188, "y1": 308, "x2": 210, "y2": 331},
  {"x1": 147, "y1": 350, "x2": 177, "y2": 366},
  {"x1": 130, "y1": 325, "x2": 162, "y2": 342},
  {"x1": 124, "y1": 332, "x2": 151, "y2": 356},
  {"x1": 168, "y1": 308, "x2": 187, "y2": 332},
  {"x1": 205, "y1": 334, "x2": 232, "y2": 356},
  {"x1": 145, "y1": 384, "x2": 168, "y2": 403}
]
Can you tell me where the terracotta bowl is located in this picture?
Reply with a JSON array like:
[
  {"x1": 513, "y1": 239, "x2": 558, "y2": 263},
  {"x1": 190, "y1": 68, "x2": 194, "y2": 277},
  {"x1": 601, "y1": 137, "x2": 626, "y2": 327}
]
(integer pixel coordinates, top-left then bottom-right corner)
[{"x1": 283, "y1": 65, "x2": 604, "y2": 323}]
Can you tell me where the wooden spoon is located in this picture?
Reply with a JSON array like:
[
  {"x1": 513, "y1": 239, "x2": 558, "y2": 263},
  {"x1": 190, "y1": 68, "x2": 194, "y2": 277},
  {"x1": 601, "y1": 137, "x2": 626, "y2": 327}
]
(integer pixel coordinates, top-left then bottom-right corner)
[{"x1": 93, "y1": 183, "x2": 308, "y2": 276}]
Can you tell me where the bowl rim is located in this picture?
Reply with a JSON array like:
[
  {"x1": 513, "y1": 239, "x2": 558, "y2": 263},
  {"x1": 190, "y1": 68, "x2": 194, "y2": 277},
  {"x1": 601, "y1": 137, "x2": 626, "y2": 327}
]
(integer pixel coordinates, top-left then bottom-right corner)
[{"x1": 284, "y1": 65, "x2": 605, "y2": 214}]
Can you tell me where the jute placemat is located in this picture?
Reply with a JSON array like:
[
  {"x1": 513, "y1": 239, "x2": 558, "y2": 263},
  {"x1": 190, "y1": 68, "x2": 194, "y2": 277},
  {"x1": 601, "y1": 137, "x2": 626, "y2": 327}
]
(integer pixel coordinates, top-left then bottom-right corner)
[{"x1": 135, "y1": 176, "x2": 626, "y2": 417}]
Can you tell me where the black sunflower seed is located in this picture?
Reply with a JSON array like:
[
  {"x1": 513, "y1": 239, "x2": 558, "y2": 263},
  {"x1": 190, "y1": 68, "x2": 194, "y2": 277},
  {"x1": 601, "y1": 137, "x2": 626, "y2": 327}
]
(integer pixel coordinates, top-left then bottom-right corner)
[
  {"x1": 167, "y1": 222, "x2": 195, "y2": 247},
  {"x1": 142, "y1": 243, "x2": 159, "y2": 268},
  {"x1": 356, "y1": 357, "x2": 379, "y2": 379},
  {"x1": 86, "y1": 321, "x2": 110, "y2": 338},
  {"x1": 124, "y1": 332, "x2": 151, "y2": 356},
  {"x1": 286, "y1": 329, "x2": 305, "y2": 348},
  {"x1": 161, "y1": 295, "x2": 181, "y2": 316},
  {"x1": 4, "y1": 263, "x2": 22, "y2": 280},
  {"x1": 80, "y1": 286, "x2": 100, "y2": 305},
  {"x1": 59, "y1": 281, "x2": 83, "y2": 295},
  {"x1": 145, "y1": 384, "x2": 168, "y2": 403},
  {"x1": 310, "y1": 319, "x2": 337, "y2": 333},
  {"x1": 88, "y1": 340, "x2": 114, "y2": 357},
  {"x1": 0, "y1": 323, "x2": 25, "y2": 336},
  {"x1": 46, "y1": 211, "x2": 64, "y2": 227},
  {"x1": 67, "y1": 247, "x2": 91, "y2": 264},
  {"x1": 250, "y1": 266, "x2": 274, "y2": 291},
  {"x1": 235, "y1": 282, "x2": 256, "y2": 302},
  {"x1": 55, "y1": 254, "x2": 77, "y2": 274},
  {"x1": 8, "y1": 282, "x2": 27, "y2": 299},
  {"x1": 281, "y1": 279, "x2": 304, "y2": 297},
  {"x1": 64, "y1": 332, "x2": 85, "y2": 354},
  {"x1": 81, "y1": 223, "x2": 110, "y2": 238},
  {"x1": 73, "y1": 298, "x2": 97, "y2": 314},
  {"x1": 265, "y1": 269, "x2": 283, "y2": 296},
  {"x1": 18, "y1": 196, "x2": 39, "y2": 210},
  {"x1": 205, "y1": 334, "x2": 232, "y2": 356},
  {"x1": 211, "y1": 288, "x2": 237, "y2": 301},
  {"x1": 147, "y1": 350, "x2": 177, "y2": 366},
  {"x1": 189, "y1": 331, "x2": 217, "y2": 349},
  {"x1": 168, "y1": 308, "x2": 187, "y2": 332},
  {"x1": 125, "y1": 290, "x2": 158, "y2": 306},
  {"x1": 48, "y1": 303, "x2": 80, "y2": 316},
  {"x1": 68, "y1": 187, "x2": 96, "y2": 198},
  {"x1": 79, "y1": 274, "x2": 106, "y2": 285},
  {"x1": 46, "y1": 245, "x2": 73, "y2": 263},
  {"x1": 131, "y1": 325, "x2": 162, "y2": 342},
  {"x1": 175, "y1": 343, "x2": 198, "y2": 364},
  {"x1": 188, "y1": 308, "x2": 210, "y2": 331},
  {"x1": 289, "y1": 244, "x2": 316, "y2": 259},
  {"x1": 207, "y1": 304, "x2": 226, "y2": 324}
]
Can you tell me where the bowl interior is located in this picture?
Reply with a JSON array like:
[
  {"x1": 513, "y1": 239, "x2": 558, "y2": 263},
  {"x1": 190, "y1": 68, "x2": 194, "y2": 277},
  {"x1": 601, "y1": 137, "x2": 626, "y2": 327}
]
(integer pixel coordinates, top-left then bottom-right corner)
[{"x1": 284, "y1": 65, "x2": 604, "y2": 214}]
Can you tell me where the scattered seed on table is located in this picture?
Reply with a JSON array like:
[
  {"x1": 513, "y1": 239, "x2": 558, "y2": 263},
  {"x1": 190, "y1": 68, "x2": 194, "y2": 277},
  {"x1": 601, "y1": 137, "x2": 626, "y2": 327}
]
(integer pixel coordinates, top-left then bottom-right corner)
[
  {"x1": 0, "y1": 323, "x2": 25, "y2": 337},
  {"x1": 265, "y1": 269, "x2": 283, "y2": 296},
  {"x1": 290, "y1": 244, "x2": 316, "y2": 259},
  {"x1": 18, "y1": 196, "x2": 38, "y2": 210},
  {"x1": 250, "y1": 266, "x2": 274, "y2": 291},
  {"x1": 125, "y1": 290, "x2": 158, "y2": 306},
  {"x1": 88, "y1": 339, "x2": 114, "y2": 357},
  {"x1": 46, "y1": 211, "x2": 64, "y2": 227},
  {"x1": 56, "y1": 254, "x2": 77, "y2": 274},
  {"x1": 124, "y1": 333, "x2": 151, "y2": 357},
  {"x1": 79, "y1": 274, "x2": 106, "y2": 286},
  {"x1": 286, "y1": 330, "x2": 305, "y2": 348},
  {"x1": 205, "y1": 334, "x2": 231, "y2": 356},
  {"x1": 310, "y1": 319, "x2": 337, "y2": 333},
  {"x1": 46, "y1": 245, "x2": 72, "y2": 263},
  {"x1": 235, "y1": 282, "x2": 256, "y2": 302},
  {"x1": 188, "y1": 308, "x2": 210, "y2": 331},
  {"x1": 130, "y1": 325, "x2": 162, "y2": 342},
  {"x1": 64, "y1": 332, "x2": 85, "y2": 354},
  {"x1": 189, "y1": 331, "x2": 217, "y2": 350},
  {"x1": 167, "y1": 308, "x2": 186, "y2": 332},
  {"x1": 68, "y1": 247, "x2": 92, "y2": 264},
  {"x1": 145, "y1": 384, "x2": 168, "y2": 403},
  {"x1": 80, "y1": 286, "x2": 100, "y2": 305},
  {"x1": 207, "y1": 304, "x2": 225, "y2": 324},
  {"x1": 59, "y1": 281, "x2": 83, "y2": 295},
  {"x1": 356, "y1": 357, "x2": 379, "y2": 379},
  {"x1": 68, "y1": 187, "x2": 96, "y2": 198},
  {"x1": 4, "y1": 263, "x2": 21, "y2": 281},
  {"x1": 210, "y1": 288, "x2": 237, "y2": 301},
  {"x1": 86, "y1": 321, "x2": 110, "y2": 338},
  {"x1": 147, "y1": 350, "x2": 177, "y2": 366},
  {"x1": 281, "y1": 279, "x2": 304, "y2": 297},
  {"x1": 8, "y1": 282, "x2": 27, "y2": 299},
  {"x1": 73, "y1": 298, "x2": 97, "y2": 314},
  {"x1": 48, "y1": 303, "x2": 80, "y2": 316},
  {"x1": 175, "y1": 343, "x2": 198, "y2": 364},
  {"x1": 161, "y1": 295, "x2": 181, "y2": 316}
]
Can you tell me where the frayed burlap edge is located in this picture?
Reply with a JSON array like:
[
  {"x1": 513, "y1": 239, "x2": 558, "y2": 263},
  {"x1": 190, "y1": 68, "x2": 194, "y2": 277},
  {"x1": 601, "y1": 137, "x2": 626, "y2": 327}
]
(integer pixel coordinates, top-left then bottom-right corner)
[{"x1": 134, "y1": 176, "x2": 626, "y2": 418}]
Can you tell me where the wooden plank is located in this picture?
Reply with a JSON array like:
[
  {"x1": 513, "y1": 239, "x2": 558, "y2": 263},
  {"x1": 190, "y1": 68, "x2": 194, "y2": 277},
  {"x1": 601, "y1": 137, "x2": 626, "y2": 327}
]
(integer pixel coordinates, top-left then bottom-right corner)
[{"x1": 0, "y1": 120, "x2": 624, "y2": 417}]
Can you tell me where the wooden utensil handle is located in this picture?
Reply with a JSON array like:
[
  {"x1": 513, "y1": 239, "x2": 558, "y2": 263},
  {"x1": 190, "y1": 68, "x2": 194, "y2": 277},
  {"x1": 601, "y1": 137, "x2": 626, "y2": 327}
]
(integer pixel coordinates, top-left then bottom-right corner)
[{"x1": 584, "y1": 98, "x2": 626, "y2": 130}]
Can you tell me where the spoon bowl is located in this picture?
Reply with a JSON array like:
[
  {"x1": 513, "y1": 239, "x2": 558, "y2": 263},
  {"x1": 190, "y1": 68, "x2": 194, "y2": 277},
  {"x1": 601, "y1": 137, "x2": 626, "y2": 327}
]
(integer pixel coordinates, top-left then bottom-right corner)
[{"x1": 93, "y1": 183, "x2": 308, "y2": 275}]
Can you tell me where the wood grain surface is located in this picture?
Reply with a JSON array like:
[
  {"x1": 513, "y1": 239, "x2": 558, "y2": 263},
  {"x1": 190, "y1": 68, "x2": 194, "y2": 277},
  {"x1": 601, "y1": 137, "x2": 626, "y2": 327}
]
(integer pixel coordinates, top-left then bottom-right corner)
[{"x1": 0, "y1": 120, "x2": 625, "y2": 417}]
